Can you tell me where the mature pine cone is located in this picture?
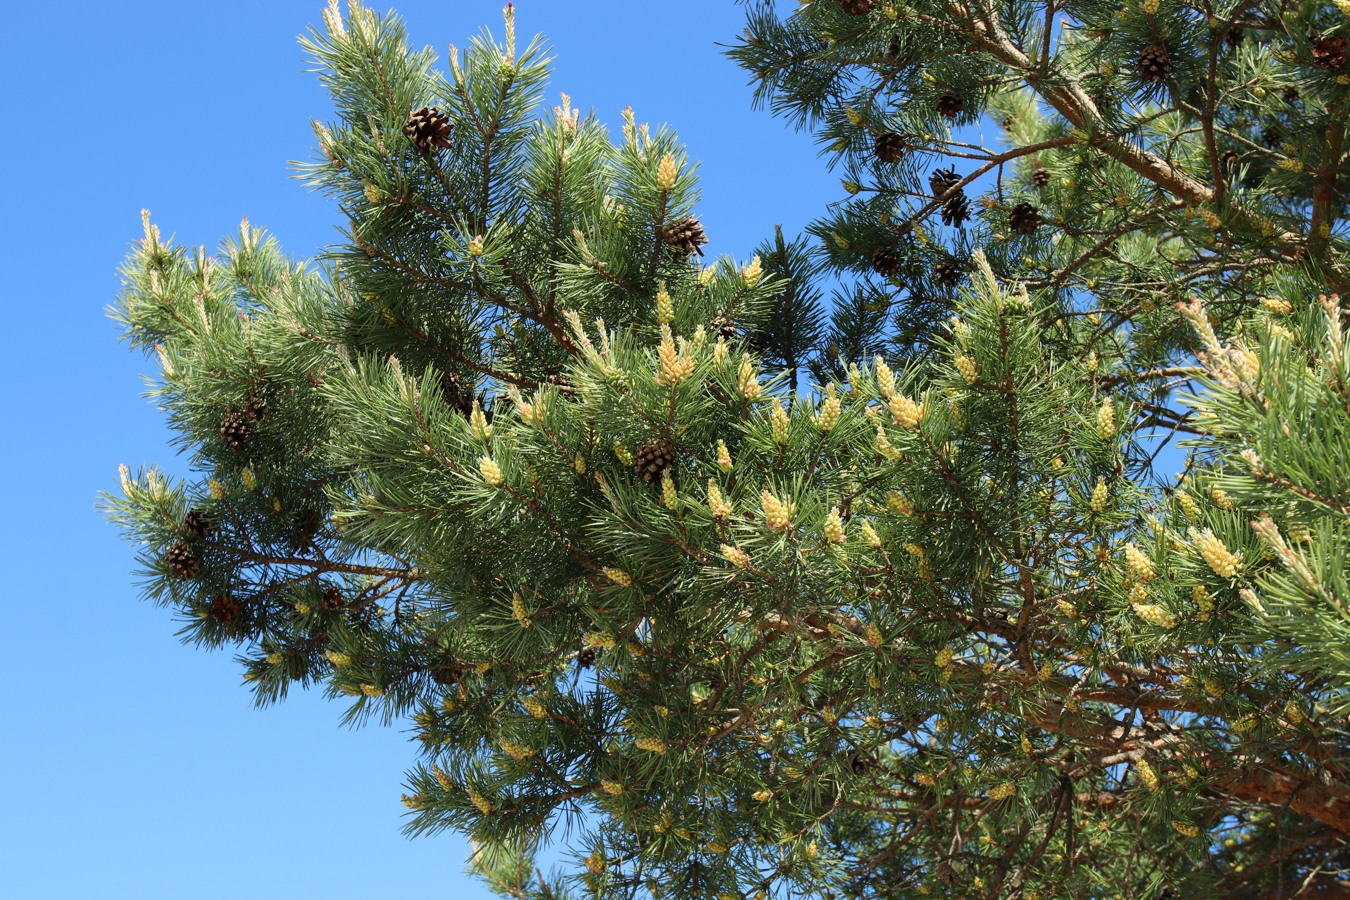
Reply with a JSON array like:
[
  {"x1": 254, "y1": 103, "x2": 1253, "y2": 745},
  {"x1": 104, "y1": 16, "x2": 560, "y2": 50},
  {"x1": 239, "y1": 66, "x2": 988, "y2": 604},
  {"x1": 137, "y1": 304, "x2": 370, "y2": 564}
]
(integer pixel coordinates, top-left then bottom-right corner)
[
  {"x1": 838, "y1": 0, "x2": 876, "y2": 13},
  {"x1": 710, "y1": 313, "x2": 738, "y2": 342},
  {"x1": 633, "y1": 438, "x2": 676, "y2": 484},
  {"x1": 1261, "y1": 123, "x2": 1283, "y2": 149},
  {"x1": 872, "y1": 247, "x2": 902, "y2": 278},
  {"x1": 183, "y1": 508, "x2": 214, "y2": 540},
  {"x1": 662, "y1": 217, "x2": 708, "y2": 256},
  {"x1": 290, "y1": 507, "x2": 323, "y2": 552},
  {"x1": 210, "y1": 593, "x2": 240, "y2": 625},
  {"x1": 929, "y1": 168, "x2": 969, "y2": 227},
  {"x1": 933, "y1": 260, "x2": 963, "y2": 289},
  {"x1": 849, "y1": 749, "x2": 877, "y2": 773},
  {"x1": 1135, "y1": 43, "x2": 1171, "y2": 85},
  {"x1": 402, "y1": 106, "x2": 454, "y2": 154},
  {"x1": 1219, "y1": 149, "x2": 1241, "y2": 174},
  {"x1": 936, "y1": 94, "x2": 964, "y2": 118},
  {"x1": 577, "y1": 647, "x2": 597, "y2": 669},
  {"x1": 1031, "y1": 165, "x2": 1050, "y2": 188},
  {"x1": 929, "y1": 167, "x2": 960, "y2": 198},
  {"x1": 1224, "y1": 27, "x2": 1244, "y2": 50},
  {"x1": 1009, "y1": 202, "x2": 1043, "y2": 236},
  {"x1": 874, "y1": 132, "x2": 906, "y2": 163},
  {"x1": 244, "y1": 387, "x2": 268, "y2": 422},
  {"x1": 1283, "y1": 86, "x2": 1301, "y2": 104},
  {"x1": 220, "y1": 410, "x2": 251, "y2": 452},
  {"x1": 1312, "y1": 35, "x2": 1348, "y2": 72},
  {"x1": 941, "y1": 193, "x2": 970, "y2": 228},
  {"x1": 440, "y1": 371, "x2": 475, "y2": 418},
  {"x1": 322, "y1": 586, "x2": 345, "y2": 611},
  {"x1": 165, "y1": 540, "x2": 202, "y2": 580}
]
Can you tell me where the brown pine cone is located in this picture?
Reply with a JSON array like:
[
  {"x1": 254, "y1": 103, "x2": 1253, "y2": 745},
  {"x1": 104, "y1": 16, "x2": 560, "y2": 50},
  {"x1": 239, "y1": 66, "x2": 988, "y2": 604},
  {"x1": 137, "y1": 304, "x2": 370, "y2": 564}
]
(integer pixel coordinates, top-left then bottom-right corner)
[
  {"x1": 440, "y1": 371, "x2": 475, "y2": 418},
  {"x1": 838, "y1": 0, "x2": 876, "y2": 13},
  {"x1": 710, "y1": 314, "x2": 738, "y2": 342},
  {"x1": 402, "y1": 107, "x2": 454, "y2": 154},
  {"x1": 874, "y1": 132, "x2": 906, "y2": 163},
  {"x1": 661, "y1": 217, "x2": 708, "y2": 256},
  {"x1": 220, "y1": 410, "x2": 251, "y2": 452},
  {"x1": 1031, "y1": 165, "x2": 1050, "y2": 188},
  {"x1": 1218, "y1": 150, "x2": 1241, "y2": 175},
  {"x1": 166, "y1": 540, "x2": 202, "y2": 580},
  {"x1": 244, "y1": 387, "x2": 268, "y2": 422},
  {"x1": 1312, "y1": 35, "x2": 1348, "y2": 72},
  {"x1": 936, "y1": 94, "x2": 964, "y2": 118},
  {"x1": 1008, "y1": 202, "x2": 1042, "y2": 236},
  {"x1": 210, "y1": 593, "x2": 240, "y2": 625},
  {"x1": 322, "y1": 586, "x2": 345, "y2": 611},
  {"x1": 872, "y1": 247, "x2": 902, "y2": 278},
  {"x1": 1135, "y1": 43, "x2": 1171, "y2": 85},
  {"x1": 183, "y1": 508, "x2": 214, "y2": 540},
  {"x1": 633, "y1": 438, "x2": 676, "y2": 484},
  {"x1": 933, "y1": 260, "x2": 963, "y2": 289}
]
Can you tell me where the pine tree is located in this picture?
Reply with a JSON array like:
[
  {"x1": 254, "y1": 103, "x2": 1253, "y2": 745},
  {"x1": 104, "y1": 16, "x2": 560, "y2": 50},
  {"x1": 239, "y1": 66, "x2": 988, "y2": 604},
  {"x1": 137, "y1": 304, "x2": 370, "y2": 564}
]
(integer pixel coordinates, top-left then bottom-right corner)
[{"x1": 104, "y1": 1, "x2": 1350, "y2": 897}]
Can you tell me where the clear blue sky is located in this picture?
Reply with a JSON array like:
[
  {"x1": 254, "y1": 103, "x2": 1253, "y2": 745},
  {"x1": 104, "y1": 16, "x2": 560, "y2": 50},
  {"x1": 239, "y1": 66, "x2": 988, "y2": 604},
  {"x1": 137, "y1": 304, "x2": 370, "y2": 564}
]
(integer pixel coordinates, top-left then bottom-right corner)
[{"x1": 0, "y1": 2, "x2": 837, "y2": 897}]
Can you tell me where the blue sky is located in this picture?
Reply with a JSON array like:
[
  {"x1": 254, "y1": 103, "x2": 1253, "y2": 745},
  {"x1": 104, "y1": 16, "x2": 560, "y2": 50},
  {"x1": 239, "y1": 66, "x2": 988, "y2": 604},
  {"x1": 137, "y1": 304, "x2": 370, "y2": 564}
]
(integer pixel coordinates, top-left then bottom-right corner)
[{"x1": 0, "y1": 2, "x2": 839, "y2": 897}]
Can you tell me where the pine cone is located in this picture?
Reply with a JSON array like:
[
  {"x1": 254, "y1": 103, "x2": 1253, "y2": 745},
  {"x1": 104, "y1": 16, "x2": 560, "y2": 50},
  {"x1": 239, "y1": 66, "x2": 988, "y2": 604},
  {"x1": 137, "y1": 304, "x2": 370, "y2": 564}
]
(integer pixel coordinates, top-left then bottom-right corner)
[
  {"x1": 440, "y1": 371, "x2": 475, "y2": 418},
  {"x1": 1031, "y1": 165, "x2": 1050, "y2": 188},
  {"x1": 220, "y1": 410, "x2": 252, "y2": 452},
  {"x1": 210, "y1": 593, "x2": 240, "y2": 625},
  {"x1": 929, "y1": 167, "x2": 960, "y2": 197},
  {"x1": 1312, "y1": 35, "x2": 1348, "y2": 72},
  {"x1": 929, "y1": 168, "x2": 969, "y2": 228},
  {"x1": 1219, "y1": 150, "x2": 1240, "y2": 174},
  {"x1": 1283, "y1": 86, "x2": 1300, "y2": 104},
  {"x1": 1135, "y1": 43, "x2": 1171, "y2": 85},
  {"x1": 941, "y1": 193, "x2": 970, "y2": 228},
  {"x1": 661, "y1": 217, "x2": 708, "y2": 256},
  {"x1": 838, "y1": 0, "x2": 876, "y2": 13},
  {"x1": 166, "y1": 540, "x2": 202, "y2": 580},
  {"x1": 1223, "y1": 27, "x2": 1244, "y2": 50},
  {"x1": 183, "y1": 508, "x2": 214, "y2": 541},
  {"x1": 710, "y1": 314, "x2": 738, "y2": 342},
  {"x1": 402, "y1": 106, "x2": 454, "y2": 154},
  {"x1": 873, "y1": 132, "x2": 906, "y2": 163},
  {"x1": 577, "y1": 647, "x2": 597, "y2": 669},
  {"x1": 291, "y1": 507, "x2": 323, "y2": 552},
  {"x1": 1261, "y1": 123, "x2": 1283, "y2": 149},
  {"x1": 244, "y1": 387, "x2": 268, "y2": 422},
  {"x1": 633, "y1": 438, "x2": 676, "y2": 484},
  {"x1": 872, "y1": 247, "x2": 902, "y2": 278},
  {"x1": 322, "y1": 586, "x2": 345, "y2": 611},
  {"x1": 936, "y1": 94, "x2": 964, "y2": 118},
  {"x1": 933, "y1": 260, "x2": 963, "y2": 289},
  {"x1": 1008, "y1": 202, "x2": 1042, "y2": 236}
]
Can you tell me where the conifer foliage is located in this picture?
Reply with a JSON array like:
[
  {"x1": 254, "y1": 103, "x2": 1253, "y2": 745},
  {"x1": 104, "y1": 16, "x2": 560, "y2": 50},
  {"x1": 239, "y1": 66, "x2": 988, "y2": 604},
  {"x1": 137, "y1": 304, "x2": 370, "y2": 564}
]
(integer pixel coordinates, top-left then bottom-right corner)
[{"x1": 105, "y1": 1, "x2": 1350, "y2": 897}]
